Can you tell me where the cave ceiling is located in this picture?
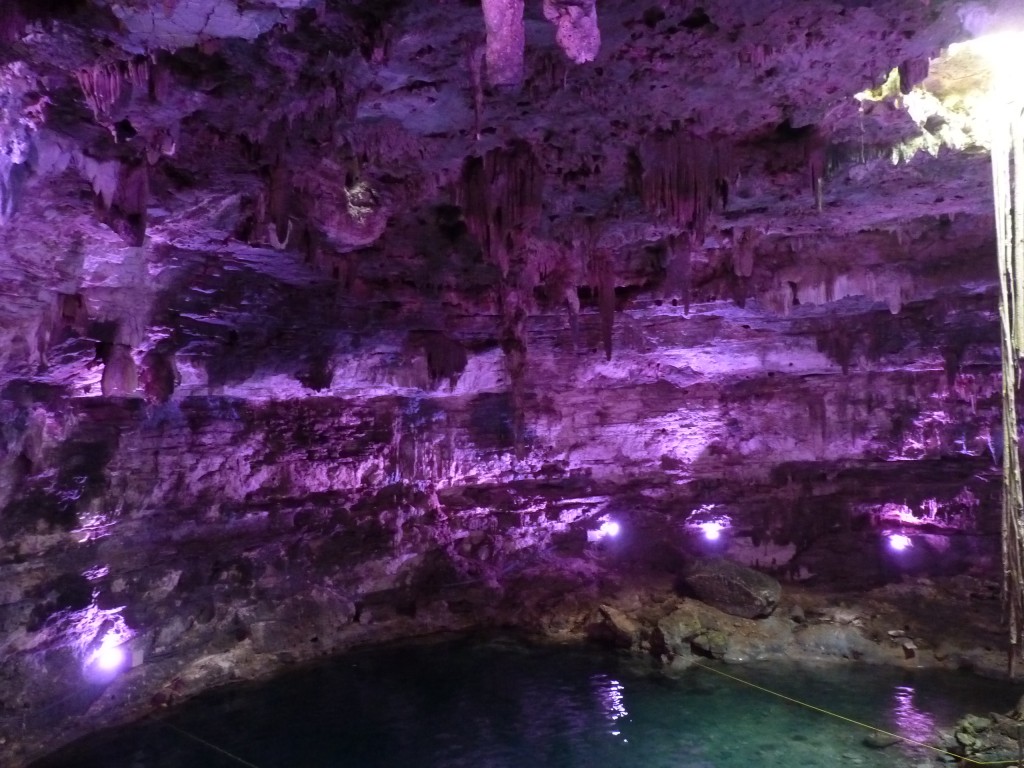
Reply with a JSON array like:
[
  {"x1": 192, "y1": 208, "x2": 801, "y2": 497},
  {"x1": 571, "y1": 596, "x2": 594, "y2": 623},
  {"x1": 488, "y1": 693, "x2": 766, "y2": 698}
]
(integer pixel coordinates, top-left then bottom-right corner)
[
  {"x1": 0, "y1": 0, "x2": 1020, "y2": 532},
  {"x1": 0, "y1": 0, "x2": 1020, "y2": 528}
]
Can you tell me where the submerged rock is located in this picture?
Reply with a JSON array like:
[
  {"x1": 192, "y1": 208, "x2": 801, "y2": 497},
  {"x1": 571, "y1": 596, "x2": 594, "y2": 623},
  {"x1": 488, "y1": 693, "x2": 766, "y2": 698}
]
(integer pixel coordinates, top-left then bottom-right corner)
[
  {"x1": 681, "y1": 559, "x2": 781, "y2": 619},
  {"x1": 864, "y1": 731, "x2": 900, "y2": 749}
]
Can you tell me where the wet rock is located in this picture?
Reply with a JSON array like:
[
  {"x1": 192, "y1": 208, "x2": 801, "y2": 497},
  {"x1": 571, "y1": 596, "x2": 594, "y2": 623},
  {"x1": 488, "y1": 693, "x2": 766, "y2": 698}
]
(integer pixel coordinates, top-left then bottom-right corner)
[
  {"x1": 955, "y1": 730, "x2": 978, "y2": 748},
  {"x1": 794, "y1": 623, "x2": 881, "y2": 661},
  {"x1": 963, "y1": 715, "x2": 994, "y2": 733},
  {"x1": 692, "y1": 629, "x2": 729, "y2": 659},
  {"x1": 596, "y1": 604, "x2": 641, "y2": 648},
  {"x1": 988, "y1": 712, "x2": 1024, "y2": 740},
  {"x1": 655, "y1": 605, "x2": 703, "y2": 655},
  {"x1": 864, "y1": 731, "x2": 900, "y2": 748},
  {"x1": 681, "y1": 559, "x2": 781, "y2": 619}
]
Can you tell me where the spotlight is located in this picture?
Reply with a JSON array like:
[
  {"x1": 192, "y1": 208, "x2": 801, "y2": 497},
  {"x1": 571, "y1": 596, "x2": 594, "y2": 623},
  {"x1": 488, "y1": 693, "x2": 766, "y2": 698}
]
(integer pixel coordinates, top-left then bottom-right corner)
[
  {"x1": 700, "y1": 522, "x2": 722, "y2": 541},
  {"x1": 888, "y1": 533, "x2": 912, "y2": 551},
  {"x1": 599, "y1": 521, "x2": 620, "y2": 538},
  {"x1": 95, "y1": 643, "x2": 125, "y2": 671}
]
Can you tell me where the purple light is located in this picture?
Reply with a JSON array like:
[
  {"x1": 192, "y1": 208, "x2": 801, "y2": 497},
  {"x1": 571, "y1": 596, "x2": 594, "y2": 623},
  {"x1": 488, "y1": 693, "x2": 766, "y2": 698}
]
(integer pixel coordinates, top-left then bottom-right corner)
[
  {"x1": 599, "y1": 521, "x2": 621, "y2": 538},
  {"x1": 95, "y1": 643, "x2": 125, "y2": 671},
  {"x1": 700, "y1": 522, "x2": 722, "y2": 541},
  {"x1": 889, "y1": 534, "x2": 912, "y2": 551},
  {"x1": 88, "y1": 635, "x2": 127, "y2": 674}
]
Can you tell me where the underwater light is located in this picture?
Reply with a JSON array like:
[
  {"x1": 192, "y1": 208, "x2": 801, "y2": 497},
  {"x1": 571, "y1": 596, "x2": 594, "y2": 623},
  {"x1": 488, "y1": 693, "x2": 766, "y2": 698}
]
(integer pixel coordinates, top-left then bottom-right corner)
[{"x1": 888, "y1": 534, "x2": 912, "y2": 551}]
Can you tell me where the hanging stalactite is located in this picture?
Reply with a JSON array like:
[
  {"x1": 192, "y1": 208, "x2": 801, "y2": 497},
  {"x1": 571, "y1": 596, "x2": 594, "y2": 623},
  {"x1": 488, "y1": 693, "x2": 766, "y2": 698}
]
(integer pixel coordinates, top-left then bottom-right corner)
[
  {"x1": 76, "y1": 56, "x2": 153, "y2": 119},
  {"x1": 994, "y1": 95, "x2": 1024, "y2": 669},
  {"x1": 805, "y1": 126, "x2": 828, "y2": 212},
  {"x1": 456, "y1": 139, "x2": 543, "y2": 274},
  {"x1": 628, "y1": 125, "x2": 731, "y2": 240},
  {"x1": 593, "y1": 248, "x2": 615, "y2": 361},
  {"x1": 456, "y1": 141, "x2": 542, "y2": 454},
  {"x1": 665, "y1": 233, "x2": 692, "y2": 314}
]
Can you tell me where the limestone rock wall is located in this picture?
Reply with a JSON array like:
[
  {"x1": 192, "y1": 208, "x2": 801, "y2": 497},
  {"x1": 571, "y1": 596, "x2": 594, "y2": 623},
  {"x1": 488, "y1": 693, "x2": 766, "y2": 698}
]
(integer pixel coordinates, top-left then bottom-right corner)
[{"x1": 0, "y1": 0, "x2": 1017, "y2": 763}]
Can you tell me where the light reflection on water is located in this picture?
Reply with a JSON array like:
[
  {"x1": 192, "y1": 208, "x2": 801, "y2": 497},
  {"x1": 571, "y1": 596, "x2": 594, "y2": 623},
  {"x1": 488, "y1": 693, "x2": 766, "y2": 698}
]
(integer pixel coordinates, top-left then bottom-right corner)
[
  {"x1": 32, "y1": 640, "x2": 1020, "y2": 768},
  {"x1": 592, "y1": 674, "x2": 629, "y2": 739},
  {"x1": 892, "y1": 685, "x2": 936, "y2": 748}
]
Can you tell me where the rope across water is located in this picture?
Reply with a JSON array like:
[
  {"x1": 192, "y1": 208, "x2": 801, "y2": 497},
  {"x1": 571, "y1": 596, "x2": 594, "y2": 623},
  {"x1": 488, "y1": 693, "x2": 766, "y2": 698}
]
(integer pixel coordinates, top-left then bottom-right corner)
[{"x1": 694, "y1": 660, "x2": 1019, "y2": 765}]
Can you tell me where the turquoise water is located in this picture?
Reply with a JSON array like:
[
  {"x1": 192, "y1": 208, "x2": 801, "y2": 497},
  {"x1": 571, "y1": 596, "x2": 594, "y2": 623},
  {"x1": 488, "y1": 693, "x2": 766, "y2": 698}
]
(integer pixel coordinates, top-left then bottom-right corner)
[{"x1": 33, "y1": 637, "x2": 1021, "y2": 768}]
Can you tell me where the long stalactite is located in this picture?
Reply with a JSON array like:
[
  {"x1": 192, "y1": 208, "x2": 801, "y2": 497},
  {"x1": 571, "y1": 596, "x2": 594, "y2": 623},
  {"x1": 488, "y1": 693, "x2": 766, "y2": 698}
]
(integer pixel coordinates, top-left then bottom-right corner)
[{"x1": 994, "y1": 95, "x2": 1024, "y2": 668}]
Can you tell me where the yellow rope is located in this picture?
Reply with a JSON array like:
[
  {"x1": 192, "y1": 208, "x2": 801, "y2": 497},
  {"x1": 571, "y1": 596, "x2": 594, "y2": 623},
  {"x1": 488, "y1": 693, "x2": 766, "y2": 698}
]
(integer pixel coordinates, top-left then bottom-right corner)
[
  {"x1": 693, "y1": 661, "x2": 1020, "y2": 765},
  {"x1": 162, "y1": 721, "x2": 264, "y2": 768}
]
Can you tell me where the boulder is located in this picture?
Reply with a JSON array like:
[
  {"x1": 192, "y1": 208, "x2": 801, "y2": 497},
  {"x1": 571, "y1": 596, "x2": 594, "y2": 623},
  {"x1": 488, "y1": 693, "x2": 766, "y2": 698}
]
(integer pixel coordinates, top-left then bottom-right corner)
[
  {"x1": 681, "y1": 558, "x2": 781, "y2": 618},
  {"x1": 864, "y1": 731, "x2": 900, "y2": 749},
  {"x1": 595, "y1": 604, "x2": 641, "y2": 648},
  {"x1": 692, "y1": 629, "x2": 729, "y2": 659},
  {"x1": 655, "y1": 606, "x2": 702, "y2": 655},
  {"x1": 794, "y1": 623, "x2": 881, "y2": 661}
]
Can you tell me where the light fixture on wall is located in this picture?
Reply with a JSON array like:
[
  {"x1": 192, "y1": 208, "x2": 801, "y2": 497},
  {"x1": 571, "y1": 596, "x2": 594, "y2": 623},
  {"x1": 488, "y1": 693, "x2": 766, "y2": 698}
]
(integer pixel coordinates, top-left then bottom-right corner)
[
  {"x1": 888, "y1": 533, "x2": 913, "y2": 552},
  {"x1": 588, "y1": 518, "x2": 621, "y2": 542},
  {"x1": 700, "y1": 522, "x2": 723, "y2": 541}
]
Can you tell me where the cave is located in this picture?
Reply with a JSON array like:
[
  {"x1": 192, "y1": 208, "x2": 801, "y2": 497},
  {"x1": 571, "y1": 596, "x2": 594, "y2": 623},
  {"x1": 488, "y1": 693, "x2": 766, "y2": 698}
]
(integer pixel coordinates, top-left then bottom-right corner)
[{"x1": 2, "y1": 0, "x2": 1024, "y2": 765}]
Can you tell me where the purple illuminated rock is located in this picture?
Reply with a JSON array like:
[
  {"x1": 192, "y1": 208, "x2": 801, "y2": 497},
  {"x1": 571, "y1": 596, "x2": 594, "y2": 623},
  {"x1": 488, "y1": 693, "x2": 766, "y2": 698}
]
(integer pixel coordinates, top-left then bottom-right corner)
[{"x1": 682, "y1": 559, "x2": 781, "y2": 619}]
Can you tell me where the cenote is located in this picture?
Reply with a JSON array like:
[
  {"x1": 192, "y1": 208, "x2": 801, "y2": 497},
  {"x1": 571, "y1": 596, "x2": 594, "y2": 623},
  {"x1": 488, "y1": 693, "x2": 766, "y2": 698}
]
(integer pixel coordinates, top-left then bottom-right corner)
[{"x1": 32, "y1": 637, "x2": 1022, "y2": 768}]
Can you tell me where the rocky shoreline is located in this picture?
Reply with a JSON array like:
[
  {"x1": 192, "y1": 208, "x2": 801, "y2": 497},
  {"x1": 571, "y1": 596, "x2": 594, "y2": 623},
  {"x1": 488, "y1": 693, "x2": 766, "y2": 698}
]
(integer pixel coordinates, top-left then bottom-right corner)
[{"x1": 9, "y1": 558, "x2": 1015, "y2": 768}]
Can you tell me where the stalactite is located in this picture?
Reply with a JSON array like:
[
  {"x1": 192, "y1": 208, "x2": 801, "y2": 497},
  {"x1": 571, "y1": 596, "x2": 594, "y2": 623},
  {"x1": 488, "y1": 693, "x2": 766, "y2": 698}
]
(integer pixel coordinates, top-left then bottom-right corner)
[
  {"x1": 630, "y1": 126, "x2": 731, "y2": 239},
  {"x1": 594, "y1": 248, "x2": 615, "y2": 361},
  {"x1": 0, "y1": 165, "x2": 15, "y2": 223},
  {"x1": 816, "y1": 320, "x2": 855, "y2": 374},
  {"x1": 481, "y1": 0, "x2": 525, "y2": 89},
  {"x1": 731, "y1": 227, "x2": 759, "y2": 278},
  {"x1": 666, "y1": 233, "x2": 692, "y2": 314},
  {"x1": 268, "y1": 220, "x2": 293, "y2": 250},
  {"x1": 455, "y1": 140, "x2": 543, "y2": 274},
  {"x1": 527, "y1": 49, "x2": 568, "y2": 102},
  {"x1": 805, "y1": 127, "x2": 827, "y2": 211},
  {"x1": 565, "y1": 284, "x2": 580, "y2": 350},
  {"x1": 456, "y1": 141, "x2": 541, "y2": 456},
  {"x1": 268, "y1": 161, "x2": 292, "y2": 246},
  {"x1": 76, "y1": 57, "x2": 151, "y2": 119},
  {"x1": 500, "y1": 285, "x2": 528, "y2": 457},
  {"x1": 542, "y1": 0, "x2": 600, "y2": 65},
  {"x1": 468, "y1": 44, "x2": 486, "y2": 141},
  {"x1": 992, "y1": 92, "x2": 1024, "y2": 667},
  {"x1": 897, "y1": 57, "x2": 930, "y2": 95},
  {"x1": 149, "y1": 55, "x2": 172, "y2": 103},
  {"x1": 112, "y1": 161, "x2": 149, "y2": 247}
]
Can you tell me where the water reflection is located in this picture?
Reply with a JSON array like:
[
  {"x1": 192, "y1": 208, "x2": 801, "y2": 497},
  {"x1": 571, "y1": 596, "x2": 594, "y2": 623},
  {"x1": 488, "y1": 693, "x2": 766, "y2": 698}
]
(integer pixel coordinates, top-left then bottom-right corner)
[
  {"x1": 34, "y1": 642, "x2": 1022, "y2": 768},
  {"x1": 592, "y1": 674, "x2": 629, "y2": 740},
  {"x1": 892, "y1": 685, "x2": 936, "y2": 747}
]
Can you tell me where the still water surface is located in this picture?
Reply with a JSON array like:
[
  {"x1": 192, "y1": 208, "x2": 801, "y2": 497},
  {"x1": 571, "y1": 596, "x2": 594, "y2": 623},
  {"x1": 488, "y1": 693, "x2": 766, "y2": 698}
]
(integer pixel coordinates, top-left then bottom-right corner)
[{"x1": 34, "y1": 637, "x2": 1021, "y2": 768}]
